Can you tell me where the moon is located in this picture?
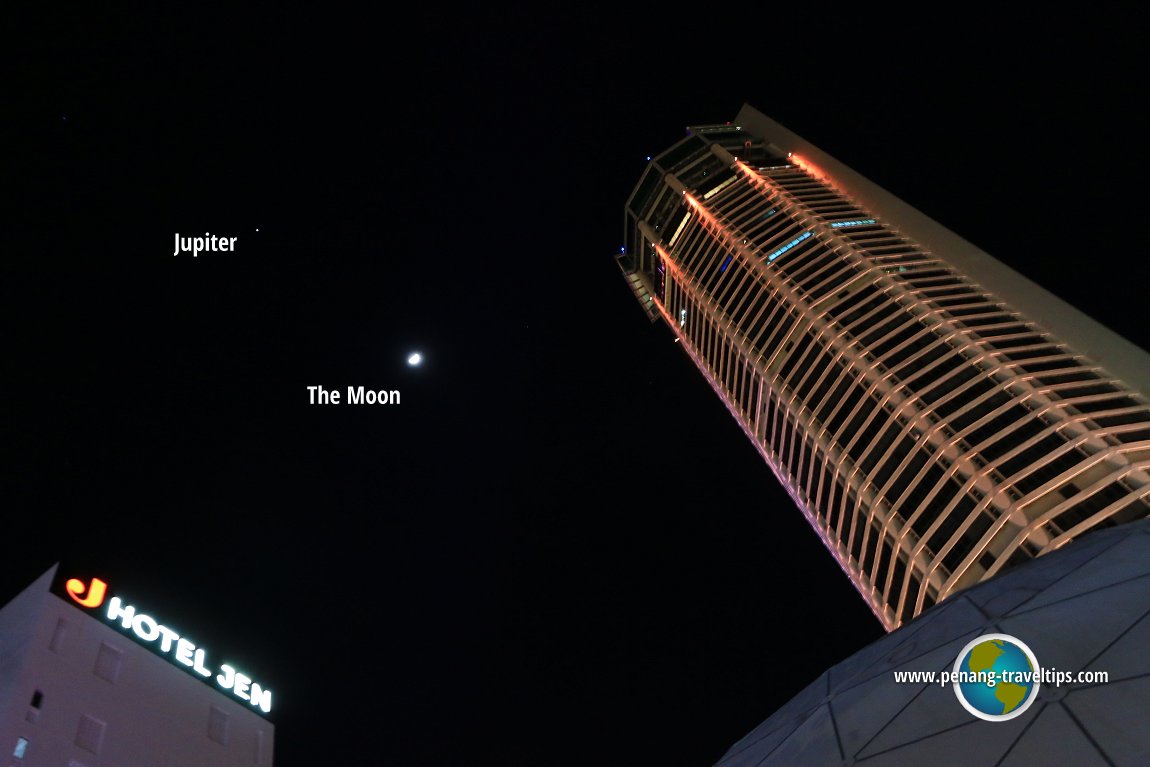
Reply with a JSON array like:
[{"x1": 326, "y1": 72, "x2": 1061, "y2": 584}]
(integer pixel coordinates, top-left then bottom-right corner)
[{"x1": 407, "y1": 352, "x2": 423, "y2": 367}]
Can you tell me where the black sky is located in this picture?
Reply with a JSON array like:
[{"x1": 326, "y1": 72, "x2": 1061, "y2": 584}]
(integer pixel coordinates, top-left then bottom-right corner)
[{"x1": 5, "y1": 8, "x2": 1148, "y2": 767}]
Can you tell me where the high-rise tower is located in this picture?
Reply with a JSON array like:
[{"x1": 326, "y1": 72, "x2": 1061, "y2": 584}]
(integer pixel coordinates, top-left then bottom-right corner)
[{"x1": 618, "y1": 104, "x2": 1150, "y2": 629}]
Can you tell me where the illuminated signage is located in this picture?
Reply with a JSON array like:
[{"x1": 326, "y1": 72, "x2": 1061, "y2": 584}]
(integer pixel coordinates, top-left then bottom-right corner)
[{"x1": 54, "y1": 573, "x2": 273, "y2": 716}]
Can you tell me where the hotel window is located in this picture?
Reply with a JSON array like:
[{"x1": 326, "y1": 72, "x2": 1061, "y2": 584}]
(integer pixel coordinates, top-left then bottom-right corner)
[
  {"x1": 93, "y1": 642, "x2": 123, "y2": 683},
  {"x1": 48, "y1": 618, "x2": 68, "y2": 653},
  {"x1": 208, "y1": 705, "x2": 230, "y2": 745},
  {"x1": 13, "y1": 737, "x2": 29, "y2": 759},
  {"x1": 75, "y1": 715, "x2": 106, "y2": 755},
  {"x1": 25, "y1": 689, "x2": 44, "y2": 723}
]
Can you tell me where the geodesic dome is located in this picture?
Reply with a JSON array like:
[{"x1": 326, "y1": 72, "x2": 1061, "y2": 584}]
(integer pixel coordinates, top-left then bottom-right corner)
[{"x1": 715, "y1": 519, "x2": 1150, "y2": 766}]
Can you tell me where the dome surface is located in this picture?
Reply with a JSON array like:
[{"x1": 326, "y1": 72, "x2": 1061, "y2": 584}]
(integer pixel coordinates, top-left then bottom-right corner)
[{"x1": 716, "y1": 519, "x2": 1150, "y2": 767}]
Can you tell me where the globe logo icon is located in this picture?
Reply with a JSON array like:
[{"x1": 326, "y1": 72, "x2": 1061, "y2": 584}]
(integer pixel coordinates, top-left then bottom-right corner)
[{"x1": 952, "y1": 633, "x2": 1041, "y2": 721}]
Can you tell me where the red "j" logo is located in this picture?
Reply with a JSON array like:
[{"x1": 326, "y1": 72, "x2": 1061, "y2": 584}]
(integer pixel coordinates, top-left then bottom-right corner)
[{"x1": 65, "y1": 577, "x2": 107, "y2": 608}]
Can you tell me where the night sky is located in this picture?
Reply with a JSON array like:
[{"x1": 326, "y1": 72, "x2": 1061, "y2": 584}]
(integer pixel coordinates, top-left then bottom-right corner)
[{"x1": 6, "y1": 10, "x2": 1148, "y2": 767}]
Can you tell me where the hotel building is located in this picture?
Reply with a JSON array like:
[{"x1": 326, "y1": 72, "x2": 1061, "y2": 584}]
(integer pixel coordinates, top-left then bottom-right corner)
[{"x1": 0, "y1": 564, "x2": 274, "y2": 766}]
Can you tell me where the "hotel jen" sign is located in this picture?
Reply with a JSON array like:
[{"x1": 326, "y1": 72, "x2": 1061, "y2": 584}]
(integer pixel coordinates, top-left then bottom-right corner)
[{"x1": 54, "y1": 572, "x2": 273, "y2": 716}]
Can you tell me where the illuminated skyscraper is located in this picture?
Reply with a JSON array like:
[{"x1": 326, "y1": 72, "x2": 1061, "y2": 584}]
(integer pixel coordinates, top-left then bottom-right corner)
[{"x1": 618, "y1": 104, "x2": 1150, "y2": 629}]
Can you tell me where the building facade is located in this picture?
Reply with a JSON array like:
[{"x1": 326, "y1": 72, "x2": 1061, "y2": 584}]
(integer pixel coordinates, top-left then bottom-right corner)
[
  {"x1": 618, "y1": 104, "x2": 1150, "y2": 629},
  {"x1": 0, "y1": 564, "x2": 274, "y2": 766}
]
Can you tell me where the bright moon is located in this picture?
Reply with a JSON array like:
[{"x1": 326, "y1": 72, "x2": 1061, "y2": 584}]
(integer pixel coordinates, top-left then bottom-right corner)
[{"x1": 407, "y1": 352, "x2": 423, "y2": 367}]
